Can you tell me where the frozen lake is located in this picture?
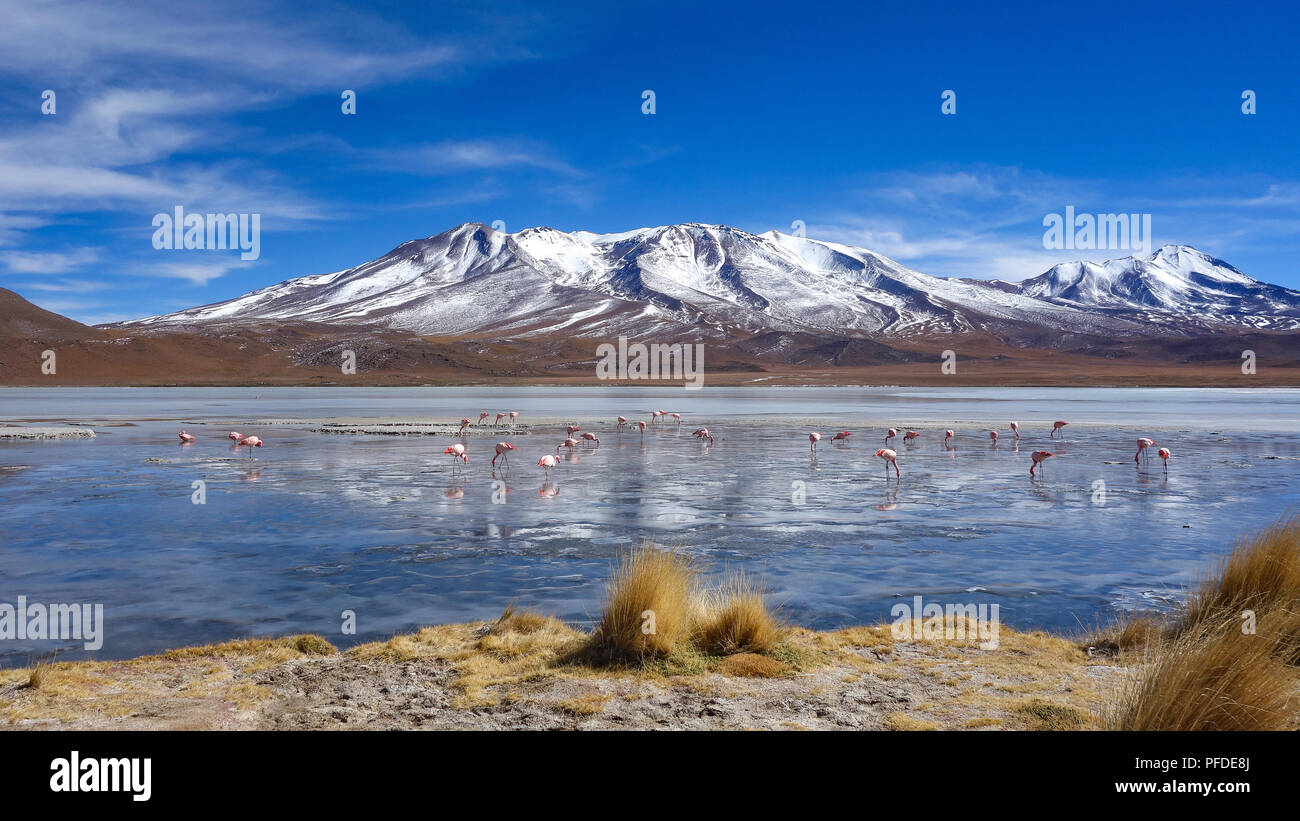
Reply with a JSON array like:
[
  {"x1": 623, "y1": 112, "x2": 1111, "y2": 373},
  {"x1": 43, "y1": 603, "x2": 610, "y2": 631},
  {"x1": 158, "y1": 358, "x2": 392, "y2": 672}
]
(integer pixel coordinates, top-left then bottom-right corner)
[{"x1": 2, "y1": 386, "x2": 1299, "y2": 664}]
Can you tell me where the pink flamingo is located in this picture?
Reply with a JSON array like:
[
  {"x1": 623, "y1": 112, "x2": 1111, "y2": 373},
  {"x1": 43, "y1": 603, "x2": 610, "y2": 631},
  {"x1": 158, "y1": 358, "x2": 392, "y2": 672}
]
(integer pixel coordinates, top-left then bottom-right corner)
[
  {"x1": 698, "y1": 430, "x2": 715, "y2": 444},
  {"x1": 808, "y1": 432, "x2": 822, "y2": 452},
  {"x1": 509, "y1": 411, "x2": 519, "y2": 424},
  {"x1": 492, "y1": 442, "x2": 515, "y2": 467},
  {"x1": 989, "y1": 430, "x2": 999, "y2": 443},
  {"x1": 1010, "y1": 421, "x2": 1019, "y2": 439},
  {"x1": 566, "y1": 424, "x2": 581, "y2": 436},
  {"x1": 874, "y1": 448, "x2": 900, "y2": 479},
  {"x1": 178, "y1": 430, "x2": 196, "y2": 443},
  {"x1": 443, "y1": 443, "x2": 467, "y2": 472},
  {"x1": 692, "y1": 427, "x2": 710, "y2": 438},
  {"x1": 558, "y1": 438, "x2": 580, "y2": 453},
  {"x1": 885, "y1": 428, "x2": 897, "y2": 444},
  {"x1": 944, "y1": 430, "x2": 954, "y2": 445},
  {"x1": 832, "y1": 431, "x2": 851, "y2": 441},
  {"x1": 236, "y1": 435, "x2": 262, "y2": 457},
  {"x1": 477, "y1": 412, "x2": 490, "y2": 426},
  {"x1": 670, "y1": 413, "x2": 682, "y2": 424},
  {"x1": 457, "y1": 418, "x2": 470, "y2": 436},
  {"x1": 903, "y1": 430, "x2": 920, "y2": 442},
  {"x1": 227, "y1": 431, "x2": 242, "y2": 441},
  {"x1": 494, "y1": 412, "x2": 506, "y2": 426},
  {"x1": 616, "y1": 416, "x2": 628, "y2": 431},
  {"x1": 1030, "y1": 450, "x2": 1053, "y2": 476},
  {"x1": 537, "y1": 454, "x2": 559, "y2": 475},
  {"x1": 650, "y1": 410, "x2": 664, "y2": 425},
  {"x1": 1135, "y1": 438, "x2": 1156, "y2": 463},
  {"x1": 1158, "y1": 447, "x2": 1171, "y2": 472},
  {"x1": 1051, "y1": 421, "x2": 1068, "y2": 439},
  {"x1": 638, "y1": 420, "x2": 647, "y2": 436},
  {"x1": 580, "y1": 432, "x2": 600, "y2": 447}
]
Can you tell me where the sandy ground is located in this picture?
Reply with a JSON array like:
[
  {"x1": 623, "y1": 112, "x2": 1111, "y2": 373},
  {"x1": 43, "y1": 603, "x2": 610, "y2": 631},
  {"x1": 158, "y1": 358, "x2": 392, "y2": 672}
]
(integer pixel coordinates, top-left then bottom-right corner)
[{"x1": 0, "y1": 621, "x2": 1127, "y2": 731}]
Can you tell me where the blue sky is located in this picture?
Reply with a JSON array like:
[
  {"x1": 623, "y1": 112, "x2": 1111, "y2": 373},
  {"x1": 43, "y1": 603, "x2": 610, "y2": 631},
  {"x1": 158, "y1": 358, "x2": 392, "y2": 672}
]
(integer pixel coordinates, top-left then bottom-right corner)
[{"x1": 1, "y1": 0, "x2": 1297, "y2": 324}]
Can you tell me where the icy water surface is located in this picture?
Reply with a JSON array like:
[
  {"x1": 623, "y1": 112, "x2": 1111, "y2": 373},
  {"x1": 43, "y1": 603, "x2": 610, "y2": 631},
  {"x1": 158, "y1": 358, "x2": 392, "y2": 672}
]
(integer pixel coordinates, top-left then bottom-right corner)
[{"x1": 2, "y1": 386, "x2": 1299, "y2": 664}]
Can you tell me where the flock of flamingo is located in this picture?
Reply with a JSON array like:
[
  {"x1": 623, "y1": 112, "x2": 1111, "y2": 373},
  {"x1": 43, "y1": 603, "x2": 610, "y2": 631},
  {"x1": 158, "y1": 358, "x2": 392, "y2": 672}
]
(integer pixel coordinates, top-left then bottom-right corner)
[{"x1": 175, "y1": 411, "x2": 1174, "y2": 481}]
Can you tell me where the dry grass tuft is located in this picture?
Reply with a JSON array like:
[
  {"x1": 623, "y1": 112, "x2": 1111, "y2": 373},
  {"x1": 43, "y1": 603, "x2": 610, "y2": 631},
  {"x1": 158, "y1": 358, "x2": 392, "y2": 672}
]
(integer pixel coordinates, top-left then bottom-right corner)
[
  {"x1": 1081, "y1": 612, "x2": 1167, "y2": 657},
  {"x1": 884, "y1": 711, "x2": 943, "y2": 731},
  {"x1": 25, "y1": 662, "x2": 47, "y2": 690},
  {"x1": 1016, "y1": 699, "x2": 1091, "y2": 730},
  {"x1": 1111, "y1": 611, "x2": 1295, "y2": 731},
  {"x1": 1182, "y1": 516, "x2": 1300, "y2": 635},
  {"x1": 586, "y1": 546, "x2": 699, "y2": 663},
  {"x1": 292, "y1": 635, "x2": 337, "y2": 656},
  {"x1": 697, "y1": 572, "x2": 783, "y2": 656}
]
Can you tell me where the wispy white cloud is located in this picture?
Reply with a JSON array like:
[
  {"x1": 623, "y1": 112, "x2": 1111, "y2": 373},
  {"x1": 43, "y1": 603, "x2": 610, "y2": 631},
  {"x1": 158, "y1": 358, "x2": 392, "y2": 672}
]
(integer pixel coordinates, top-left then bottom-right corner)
[{"x1": 0, "y1": 247, "x2": 101, "y2": 274}]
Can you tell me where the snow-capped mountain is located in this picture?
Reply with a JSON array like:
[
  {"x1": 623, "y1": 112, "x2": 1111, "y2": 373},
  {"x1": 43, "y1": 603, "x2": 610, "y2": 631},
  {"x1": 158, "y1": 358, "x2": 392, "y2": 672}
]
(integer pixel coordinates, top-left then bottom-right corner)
[
  {"x1": 1019, "y1": 245, "x2": 1300, "y2": 330},
  {"x1": 117, "y1": 224, "x2": 1300, "y2": 338}
]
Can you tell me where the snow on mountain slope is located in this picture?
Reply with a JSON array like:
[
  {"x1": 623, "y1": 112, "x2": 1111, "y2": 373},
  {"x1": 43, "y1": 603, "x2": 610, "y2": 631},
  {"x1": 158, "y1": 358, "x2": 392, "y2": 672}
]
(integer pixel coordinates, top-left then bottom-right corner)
[
  {"x1": 118, "y1": 225, "x2": 1296, "y2": 339},
  {"x1": 1019, "y1": 245, "x2": 1300, "y2": 329}
]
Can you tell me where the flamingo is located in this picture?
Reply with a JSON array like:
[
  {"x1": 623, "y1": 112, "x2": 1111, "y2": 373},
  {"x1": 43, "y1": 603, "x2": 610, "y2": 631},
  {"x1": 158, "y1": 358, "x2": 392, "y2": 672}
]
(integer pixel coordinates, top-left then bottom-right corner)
[
  {"x1": 477, "y1": 412, "x2": 490, "y2": 426},
  {"x1": 227, "y1": 431, "x2": 242, "y2": 441},
  {"x1": 494, "y1": 413, "x2": 506, "y2": 426},
  {"x1": 444, "y1": 443, "x2": 467, "y2": 471},
  {"x1": 457, "y1": 418, "x2": 470, "y2": 436},
  {"x1": 1135, "y1": 438, "x2": 1156, "y2": 464},
  {"x1": 566, "y1": 425, "x2": 581, "y2": 436},
  {"x1": 537, "y1": 454, "x2": 559, "y2": 475},
  {"x1": 885, "y1": 428, "x2": 897, "y2": 444},
  {"x1": 1010, "y1": 421, "x2": 1019, "y2": 439},
  {"x1": 1158, "y1": 447, "x2": 1171, "y2": 472},
  {"x1": 580, "y1": 432, "x2": 600, "y2": 447},
  {"x1": 558, "y1": 437, "x2": 580, "y2": 453},
  {"x1": 832, "y1": 431, "x2": 851, "y2": 441},
  {"x1": 638, "y1": 420, "x2": 647, "y2": 436},
  {"x1": 692, "y1": 427, "x2": 710, "y2": 438},
  {"x1": 808, "y1": 432, "x2": 822, "y2": 452},
  {"x1": 670, "y1": 413, "x2": 682, "y2": 424},
  {"x1": 236, "y1": 435, "x2": 262, "y2": 457},
  {"x1": 944, "y1": 430, "x2": 954, "y2": 445},
  {"x1": 698, "y1": 431, "x2": 715, "y2": 445},
  {"x1": 616, "y1": 416, "x2": 628, "y2": 431},
  {"x1": 509, "y1": 411, "x2": 519, "y2": 424},
  {"x1": 903, "y1": 430, "x2": 920, "y2": 442},
  {"x1": 1030, "y1": 450, "x2": 1053, "y2": 476},
  {"x1": 651, "y1": 410, "x2": 664, "y2": 425},
  {"x1": 874, "y1": 448, "x2": 900, "y2": 479},
  {"x1": 492, "y1": 442, "x2": 515, "y2": 467},
  {"x1": 989, "y1": 430, "x2": 999, "y2": 443},
  {"x1": 178, "y1": 430, "x2": 196, "y2": 443},
  {"x1": 1051, "y1": 421, "x2": 1068, "y2": 439}
]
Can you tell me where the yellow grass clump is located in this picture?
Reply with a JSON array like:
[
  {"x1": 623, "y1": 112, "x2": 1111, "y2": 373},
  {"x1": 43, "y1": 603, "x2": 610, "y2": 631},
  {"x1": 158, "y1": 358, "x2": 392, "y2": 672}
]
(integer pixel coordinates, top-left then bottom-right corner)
[
  {"x1": 697, "y1": 572, "x2": 783, "y2": 656},
  {"x1": 587, "y1": 547, "x2": 700, "y2": 662}
]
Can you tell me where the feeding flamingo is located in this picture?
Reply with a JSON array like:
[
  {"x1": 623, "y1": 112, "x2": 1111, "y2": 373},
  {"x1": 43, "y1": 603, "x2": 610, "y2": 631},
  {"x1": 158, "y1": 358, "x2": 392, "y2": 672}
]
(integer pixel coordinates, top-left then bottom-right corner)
[
  {"x1": 651, "y1": 410, "x2": 665, "y2": 425},
  {"x1": 638, "y1": 421, "x2": 647, "y2": 436},
  {"x1": 885, "y1": 428, "x2": 897, "y2": 444},
  {"x1": 692, "y1": 427, "x2": 710, "y2": 438},
  {"x1": 178, "y1": 430, "x2": 196, "y2": 443},
  {"x1": 874, "y1": 448, "x2": 900, "y2": 479},
  {"x1": 580, "y1": 432, "x2": 600, "y2": 447},
  {"x1": 1030, "y1": 450, "x2": 1053, "y2": 476},
  {"x1": 670, "y1": 413, "x2": 682, "y2": 424},
  {"x1": 227, "y1": 431, "x2": 242, "y2": 441},
  {"x1": 1135, "y1": 438, "x2": 1157, "y2": 463},
  {"x1": 832, "y1": 431, "x2": 851, "y2": 441},
  {"x1": 1051, "y1": 421, "x2": 1068, "y2": 439},
  {"x1": 616, "y1": 416, "x2": 628, "y2": 431},
  {"x1": 443, "y1": 443, "x2": 467, "y2": 472},
  {"x1": 458, "y1": 418, "x2": 471, "y2": 435},
  {"x1": 558, "y1": 438, "x2": 580, "y2": 453},
  {"x1": 808, "y1": 432, "x2": 822, "y2": 452},
  {"x1": 903, "y1": 430, "x2": 920, "y2": 442},
  {"x1": 537, "y1": 454, "x2": 559, "y2": 475},
  {"x1": 1158, "y1": 447, "x2": 1171, "y2": 472},
  {"x1": 509, "y1": 411, "x2": 519, "y2": 424},
  {"x1": 494, "y1": 412, "x2": 506, "y2": 426},
  {"x1": 477, "y1": 412, "x2": 490, "y2": 425},
  {"x1": 944, "y1": 430, "x2": 954, "y2": 445},
  {"x1": 1010, "y1": 421, "x2": 1019, "y2": 439},
  {"x1": 989, "y1": 430, "x2": 999, "y2": 443},
  {"x1": 492, "y1": 442, "x2": 515, "y2": 467}
]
